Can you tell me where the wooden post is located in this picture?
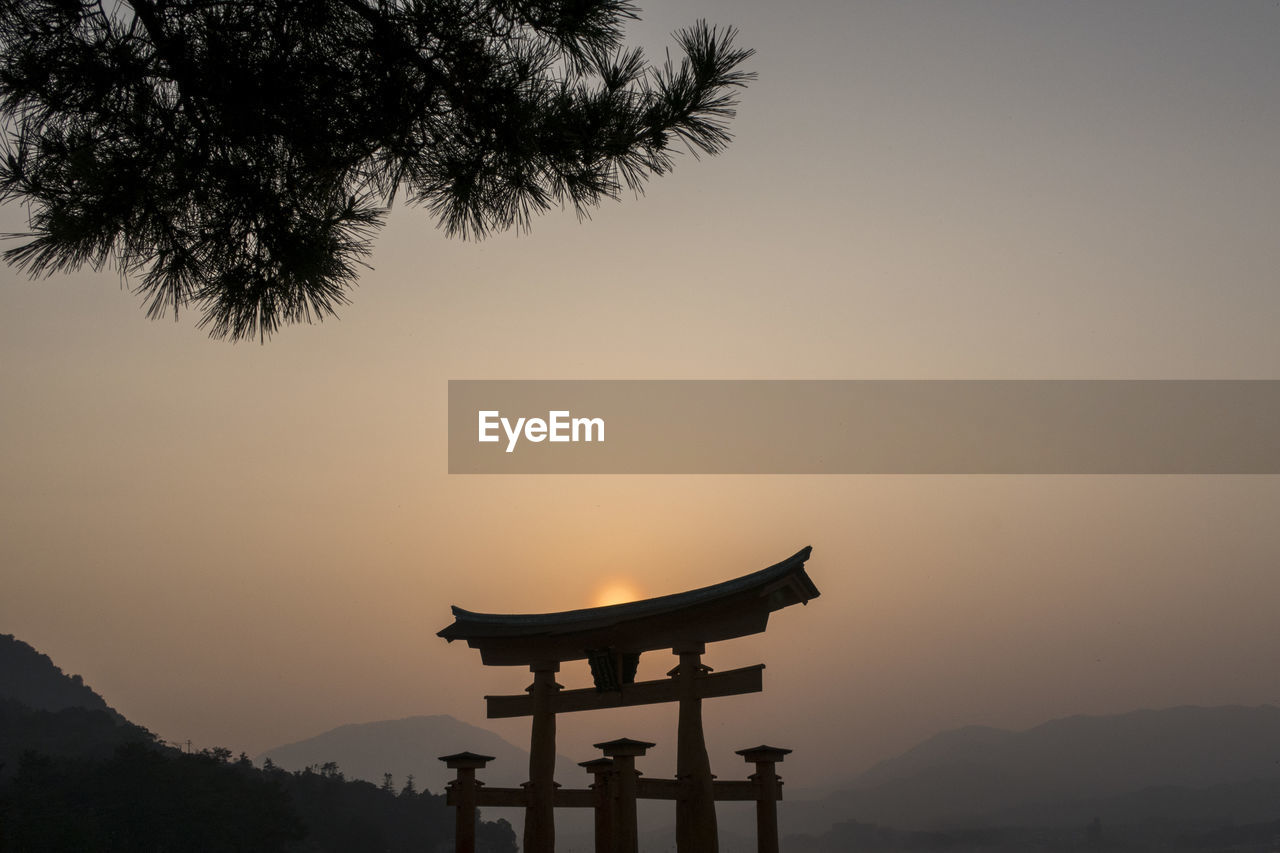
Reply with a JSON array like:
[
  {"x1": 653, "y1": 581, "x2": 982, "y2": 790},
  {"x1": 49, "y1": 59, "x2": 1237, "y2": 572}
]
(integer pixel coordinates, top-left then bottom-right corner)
[
  {"x1": 596, "y1": 738, "x2": 654, "y2": 853},
  {"x1": 735, "y1": 746, "x2": 790, "y2": 853},
  {"x1": 673, "y1": 644, "x2": 718, "y2": 853},
  {"x1": 440, "y1": 751, "x2": 495, "y2": 853},
  {"x1": 524, "y1": 663, "x2": 561, "y2": 853},
  {"x1": 580, "y1": 757, "x2": 616, "y2": 853}
]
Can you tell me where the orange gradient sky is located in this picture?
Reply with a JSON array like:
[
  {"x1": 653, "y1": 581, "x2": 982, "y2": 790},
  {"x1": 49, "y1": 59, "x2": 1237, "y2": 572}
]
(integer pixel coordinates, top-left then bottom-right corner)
[{"x1": 2, "y1": 1, "x2": 1280, "y2": 790}]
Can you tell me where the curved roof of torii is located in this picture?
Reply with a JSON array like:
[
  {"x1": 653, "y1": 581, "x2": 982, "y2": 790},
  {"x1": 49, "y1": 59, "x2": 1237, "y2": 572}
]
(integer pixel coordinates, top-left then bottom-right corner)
[{"x1": 437, "y1": 546, "x2": 819, "y2": 666}]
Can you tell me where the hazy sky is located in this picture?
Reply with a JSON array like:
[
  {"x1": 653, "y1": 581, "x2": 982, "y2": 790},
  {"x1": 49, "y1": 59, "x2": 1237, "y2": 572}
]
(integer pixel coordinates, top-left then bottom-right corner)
[{"x1": 2, "y1": 0, "x2": 1279, "y2": 791}]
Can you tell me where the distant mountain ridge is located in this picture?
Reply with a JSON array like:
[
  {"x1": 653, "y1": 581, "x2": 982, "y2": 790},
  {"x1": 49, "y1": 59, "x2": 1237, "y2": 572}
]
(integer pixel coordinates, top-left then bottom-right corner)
[
  {"x1": 259, "y1": 714, "x2": 601, "y2": 845},
  {"x1": 858, "y1": 705, "x2": 1280, "y2": 795},
  {"x1": 781, "y1": 704, "x2": 1280, "y2": 833},
  {"x1": 258, "y1": 714, "x2": 583, "y2": 795}
]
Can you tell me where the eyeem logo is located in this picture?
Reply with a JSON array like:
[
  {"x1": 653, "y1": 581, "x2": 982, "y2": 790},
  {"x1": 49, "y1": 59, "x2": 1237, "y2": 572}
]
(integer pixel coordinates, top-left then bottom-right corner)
[{"x1": 478, "y1": 410, "x2": 605, "y2": 453}]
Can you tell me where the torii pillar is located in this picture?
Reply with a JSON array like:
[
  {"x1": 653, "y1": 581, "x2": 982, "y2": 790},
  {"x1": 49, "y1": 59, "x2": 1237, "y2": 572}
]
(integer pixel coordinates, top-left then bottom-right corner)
[
  {"x1": 674, "y1": 644, "x2": 718, "y2": 853},
  {"x1": 524, "y1": 662, "x2": 561, "y2": 853}
]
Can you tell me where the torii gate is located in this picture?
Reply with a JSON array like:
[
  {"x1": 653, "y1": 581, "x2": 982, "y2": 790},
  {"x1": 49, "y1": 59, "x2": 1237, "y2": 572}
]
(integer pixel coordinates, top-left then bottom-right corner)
[{"x1": 437, "y1": 546, "x2": 820, "y2": 853}]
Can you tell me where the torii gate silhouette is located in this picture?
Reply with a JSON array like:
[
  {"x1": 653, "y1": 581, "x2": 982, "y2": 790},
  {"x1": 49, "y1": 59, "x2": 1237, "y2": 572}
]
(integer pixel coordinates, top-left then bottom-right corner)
[{"x1": 437, "y1": 546, "x2": 819, "y2": 853}]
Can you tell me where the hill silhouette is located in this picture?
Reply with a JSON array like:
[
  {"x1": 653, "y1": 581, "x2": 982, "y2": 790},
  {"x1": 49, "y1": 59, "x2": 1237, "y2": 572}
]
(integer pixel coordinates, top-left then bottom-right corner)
[
  {"x1": 0, "y1": 635, "x2": 515, "y2": 851},
  {"x1": 0, "y1": 634, "x2": 156, "y2": 777},
  {"x1": 781, "y1": 705, "x2": 1280, "y2": 834},
  {"x1": 0, "y1": 633, "x2": 121, "y2": 719}
]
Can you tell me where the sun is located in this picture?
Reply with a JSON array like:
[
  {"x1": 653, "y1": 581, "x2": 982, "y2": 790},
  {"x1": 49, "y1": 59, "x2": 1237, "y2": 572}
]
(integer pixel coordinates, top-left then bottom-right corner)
[{"x1": 592, "y1": 582, "x2": 639, "y2": 608}]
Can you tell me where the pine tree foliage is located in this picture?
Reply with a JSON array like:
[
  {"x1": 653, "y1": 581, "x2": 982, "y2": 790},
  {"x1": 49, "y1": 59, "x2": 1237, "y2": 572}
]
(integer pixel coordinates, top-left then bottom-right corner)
[{"x1": 0, "y1": 0, "x2": 754, "y2": 340}]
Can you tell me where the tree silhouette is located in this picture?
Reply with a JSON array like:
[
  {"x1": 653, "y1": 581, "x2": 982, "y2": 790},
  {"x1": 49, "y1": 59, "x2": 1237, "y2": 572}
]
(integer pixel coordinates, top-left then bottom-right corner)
[{"x1": 0, "y1": 0, "x2": 754, "y2": 340}]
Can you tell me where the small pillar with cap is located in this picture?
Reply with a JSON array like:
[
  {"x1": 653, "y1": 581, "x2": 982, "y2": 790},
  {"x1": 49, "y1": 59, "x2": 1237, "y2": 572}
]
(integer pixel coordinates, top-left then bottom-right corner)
[
  {"x1": 580, "y1": 757, "x2": 616, "y2": 853},
  {"x1": 440, "y1": 751, "x2": 495, "y2": 853},
  {"x1": 735, "y1": 746, "x2": 790, "y2": 853},
  {"x1": 596, "y1": 738, "x2": 655, "y2": 853}
]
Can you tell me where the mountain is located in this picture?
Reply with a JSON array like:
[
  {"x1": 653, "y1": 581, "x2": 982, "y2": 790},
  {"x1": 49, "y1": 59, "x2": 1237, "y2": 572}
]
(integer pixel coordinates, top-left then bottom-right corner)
[
  {"x1": 780, "y1": 705, "x2": 1280, "y2": 834},
  {"x1": 0, "y1": 633, "x2": 155, "y2": 776},
  {"x1": 0, "y1": 633, "x2": 121, "y2": 719},
  {"x1": 258, "y1": 714, "x2": 583, "y2": 795}
]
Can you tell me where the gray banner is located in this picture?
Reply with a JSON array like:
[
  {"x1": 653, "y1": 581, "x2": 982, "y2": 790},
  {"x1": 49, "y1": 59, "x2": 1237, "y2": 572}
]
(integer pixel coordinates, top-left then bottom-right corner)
[{"x1": 447, "y1": 381, "x2": 1280, "y2": 474}]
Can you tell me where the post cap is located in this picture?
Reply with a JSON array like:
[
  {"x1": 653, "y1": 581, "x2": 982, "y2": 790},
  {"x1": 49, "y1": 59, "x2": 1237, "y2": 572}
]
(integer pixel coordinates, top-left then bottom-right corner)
[
  {"x1": 439, "y1": 751, "x2": 496, "y2": 769},
  {"x1": 735, "y1": 745, "x2": 791, "y2": 763},
  {"x1": 594, "y1": 737, "x2": 656, "y2": 757}
]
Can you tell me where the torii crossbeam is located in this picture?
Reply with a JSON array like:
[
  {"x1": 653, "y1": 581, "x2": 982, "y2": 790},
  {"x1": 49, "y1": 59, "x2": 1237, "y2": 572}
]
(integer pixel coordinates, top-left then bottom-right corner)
[{"x1": 437, "y1": 546, "x2": 820, "y2": 853}]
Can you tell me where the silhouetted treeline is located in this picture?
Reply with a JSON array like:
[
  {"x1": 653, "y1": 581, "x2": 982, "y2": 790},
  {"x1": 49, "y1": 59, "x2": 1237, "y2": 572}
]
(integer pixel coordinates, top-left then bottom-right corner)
[
  {"x1": 0, "y1": 698, "x2": 157, "y2": 778},
  {"x1": 0, "y1": 633, "x2": 516, "y2": 852},
  {"x1": 1, "y1": 743, "x2": 302, "y2": 852},
  {"x1": 259, "y1": 757, "x2": 516, "y2": 853},
  {"x1": 0, "y1": 742, "x2": 517, "y2": 853}
]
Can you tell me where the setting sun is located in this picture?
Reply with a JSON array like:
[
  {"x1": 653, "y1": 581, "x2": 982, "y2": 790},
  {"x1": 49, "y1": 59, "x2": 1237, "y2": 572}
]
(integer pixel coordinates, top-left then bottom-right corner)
[{"x1": 592, "y1": 582, "x2": 639, "y2": 608}]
